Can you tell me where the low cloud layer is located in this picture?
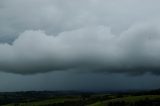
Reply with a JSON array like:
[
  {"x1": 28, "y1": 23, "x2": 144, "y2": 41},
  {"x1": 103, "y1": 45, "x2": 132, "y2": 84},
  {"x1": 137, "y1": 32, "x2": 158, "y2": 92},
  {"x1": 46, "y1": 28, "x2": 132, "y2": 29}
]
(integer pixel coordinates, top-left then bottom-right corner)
[
  {"x1": 1, "y1": 23, "x2": 160, "y2": 75},
  {"x1": 0, "y1": 0, "x2": 160, "y2": 74}
]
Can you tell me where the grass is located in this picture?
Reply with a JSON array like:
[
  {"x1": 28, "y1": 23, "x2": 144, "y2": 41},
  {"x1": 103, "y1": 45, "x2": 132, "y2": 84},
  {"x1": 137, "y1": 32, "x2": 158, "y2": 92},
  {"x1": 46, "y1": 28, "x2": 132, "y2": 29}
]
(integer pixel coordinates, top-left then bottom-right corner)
[
  {"x1": 3, "y1": 93, "x2": 160, "y2": 106},
  {"x1": 3, "y1": 97, "x2": 81, "y2": 106},
  {"x1": 88, "y1": 95, "x2": 160, "y2": 106},
  {"x1": 88, "y1": 101, "x2": 105, "y2": 106}
]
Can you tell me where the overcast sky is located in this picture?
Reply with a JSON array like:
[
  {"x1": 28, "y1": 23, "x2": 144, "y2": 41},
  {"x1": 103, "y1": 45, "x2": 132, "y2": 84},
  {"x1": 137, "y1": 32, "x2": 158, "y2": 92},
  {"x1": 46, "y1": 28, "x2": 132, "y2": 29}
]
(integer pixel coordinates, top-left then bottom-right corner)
[{"x1": 0, "y1": 0, "x2": 160, "y2": 91}]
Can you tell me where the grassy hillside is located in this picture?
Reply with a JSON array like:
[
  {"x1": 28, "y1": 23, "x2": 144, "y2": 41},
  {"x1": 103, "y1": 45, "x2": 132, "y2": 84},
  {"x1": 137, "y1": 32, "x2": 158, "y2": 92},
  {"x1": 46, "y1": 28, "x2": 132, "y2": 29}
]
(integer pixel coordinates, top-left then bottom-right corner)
[
  {"x1": 1, "y1": 90, "x2": 160, "y2": 106},
  {"x1": 4, "y1": 98, "x2": 80, "y2": 106},
  {"x1": 88, "y1": 95, "x2": 160, "y2": 106}
]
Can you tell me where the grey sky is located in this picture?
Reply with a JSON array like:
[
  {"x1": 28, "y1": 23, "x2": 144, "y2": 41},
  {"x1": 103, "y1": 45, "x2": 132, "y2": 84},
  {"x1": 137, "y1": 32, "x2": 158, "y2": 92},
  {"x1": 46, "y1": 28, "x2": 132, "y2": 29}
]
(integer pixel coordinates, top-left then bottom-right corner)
[
  {"x1": 0, "y1": 0, "x2": 160, "y2": 91},
  {"x1": 1, "y1": 71, "x2": 160, "y2": 92}
]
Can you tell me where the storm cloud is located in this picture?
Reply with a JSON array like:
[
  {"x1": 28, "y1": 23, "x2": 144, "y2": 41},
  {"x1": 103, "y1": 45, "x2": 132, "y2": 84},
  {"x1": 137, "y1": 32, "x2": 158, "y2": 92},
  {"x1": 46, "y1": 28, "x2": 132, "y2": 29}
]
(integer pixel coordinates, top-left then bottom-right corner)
[{"x1": 0, "y1": 0, "x2": 160, "y2": 75}]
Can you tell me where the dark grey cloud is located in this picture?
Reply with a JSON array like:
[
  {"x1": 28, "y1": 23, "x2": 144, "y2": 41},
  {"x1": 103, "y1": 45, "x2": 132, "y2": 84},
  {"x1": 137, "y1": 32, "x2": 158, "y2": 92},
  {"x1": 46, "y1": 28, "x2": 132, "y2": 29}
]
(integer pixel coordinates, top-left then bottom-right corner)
[
  {"x1": 0, "y1": 0, "x2": 160, "y2": 75},
  {"x1": 0, "y1": 71, "x2": 160, "y2": 92}
]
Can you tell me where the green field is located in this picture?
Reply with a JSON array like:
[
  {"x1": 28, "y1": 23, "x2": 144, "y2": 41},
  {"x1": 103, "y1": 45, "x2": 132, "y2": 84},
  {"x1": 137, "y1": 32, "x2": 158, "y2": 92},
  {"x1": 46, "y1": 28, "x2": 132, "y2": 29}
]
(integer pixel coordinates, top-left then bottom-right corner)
[
  {"x1": 88, "y1": 95, "x2": 160, "y2": 106},
  {"x1": 3, "y1": 95, "x2": 160, "y2": 106},
  {"x1": 4, "y1": 98, "x2": 80, "y2": 106},
  {"x1": 1, "y1": 90, "x2": 160, "y2": 106}
]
